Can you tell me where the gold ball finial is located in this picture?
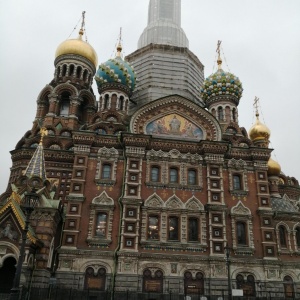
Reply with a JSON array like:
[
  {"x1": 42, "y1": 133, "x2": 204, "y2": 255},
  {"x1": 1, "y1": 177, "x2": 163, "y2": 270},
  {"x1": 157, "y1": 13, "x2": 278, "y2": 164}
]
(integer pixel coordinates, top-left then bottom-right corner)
[{"x1": 267, "y1": 158, "x2": 281, "y2": 176}]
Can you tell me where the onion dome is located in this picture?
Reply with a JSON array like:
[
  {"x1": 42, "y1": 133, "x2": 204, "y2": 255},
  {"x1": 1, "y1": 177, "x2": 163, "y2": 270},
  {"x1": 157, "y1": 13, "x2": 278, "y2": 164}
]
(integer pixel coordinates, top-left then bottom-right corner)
[
  {"x1": 201, "y1": 69, "x2": 243, "y2": 105},
  {"x1": 249, "y1": 113, "x2": 270, "y2": 142},
  {"x1": 95, "y1": 44, "x2": 136, "y2": 94},
  {"x1": 55, "y1": 28, "x2": 98, "y2": 67},
  {"x1": 267, "y1": 158, "x2": 281, "y2": 176}
]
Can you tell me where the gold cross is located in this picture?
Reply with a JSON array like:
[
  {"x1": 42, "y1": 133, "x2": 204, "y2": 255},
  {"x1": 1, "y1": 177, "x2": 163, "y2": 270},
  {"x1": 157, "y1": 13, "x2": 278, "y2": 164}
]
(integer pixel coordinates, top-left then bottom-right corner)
[
  {"x1": 253, "y1": 96, "x2": 259, "y2": 115},
  {"x1": 181, "y1": 190, "x2": 188, "y2": 199},
  {"x1": 161, "y1": 189, "x2": 168, "y2": 199},
  {"x1": 39, "y1": 127, "x2": 48, "y2": 145}
]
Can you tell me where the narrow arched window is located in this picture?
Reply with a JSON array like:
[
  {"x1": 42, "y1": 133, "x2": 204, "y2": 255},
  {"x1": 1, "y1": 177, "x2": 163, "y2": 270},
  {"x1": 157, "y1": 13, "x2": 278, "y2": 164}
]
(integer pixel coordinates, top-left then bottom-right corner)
[
  {"x1": 296, "y1": 227, "x2": 300, "y2": 247},
  {"x1": 69, "y1": 64, "x2": 75, "y2": 77},
  {"x1": 233, "y1": 174, "x2": 242, "y2": 190},
  {"x1": 284, "y1": 276, "x2": 294, "y2": 298},
  {"x1": 76, "y1": 66, "x2": 82, "y2": 78},
  {"x1": 119, "y1": 96, "x2": 124, "y2": 111},
  {"x1": 237, "y1": 221, "x2": 247, "y2": 245},
  {"x1": 170, "y1": 168, "x2": 178, "y2": 183},
  {"x1": 151, "y1": 166, "x2": 160, "y2": 182},
  {"x1": 104, "y1": 94, "x2": 109, "y2": 109},
  {"x1": 188, "y1": 169, "x2": 196, "y2": 185},
  {"x1": 101, "y1": 164, "x2": 111, "y2": 179},
  {"x1": 188, "y1": 218, "x2": 198, "y2": 242},
  {"x1": 168, "y1": 216, "x2": 179, "y2": 240},
  {"x1": 62, "y1": 64, "x2": 67, "y2": 76},
  {"x1": 59, "y1": 92, "x2": 70, "y2": 116},
  {"x1": 218, "y1": 106, "x2": 224, "y2": 120},
  {"x1": 279, "y1": 225, "x2": 287, "y2": 247},
  {"x1": 83, "y1": 69, "x2": 88, "y2": 81},
  {"x1": 232, "y1": 108, "x2": 237, "y2": 122}
]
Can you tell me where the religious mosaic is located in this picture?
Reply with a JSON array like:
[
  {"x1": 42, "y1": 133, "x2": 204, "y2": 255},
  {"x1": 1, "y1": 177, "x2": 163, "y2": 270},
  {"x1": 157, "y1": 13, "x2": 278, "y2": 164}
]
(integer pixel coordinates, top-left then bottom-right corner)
[{"x1": 146, "y1": 114, "x2": 203, "y2": 140}]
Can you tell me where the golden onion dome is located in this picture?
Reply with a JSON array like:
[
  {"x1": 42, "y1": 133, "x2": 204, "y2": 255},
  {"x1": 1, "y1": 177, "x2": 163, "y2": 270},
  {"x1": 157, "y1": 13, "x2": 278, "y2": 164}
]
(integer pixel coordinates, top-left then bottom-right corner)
[
  {"x1": 249, "y1": 114, "x2": 270, "y2": 142},
  {"x1": 55, "y1": 29, "x2": 98, "y2": 67},
  {"x1": 267, "y1": 158, "x2": 281, "y2": 176}
]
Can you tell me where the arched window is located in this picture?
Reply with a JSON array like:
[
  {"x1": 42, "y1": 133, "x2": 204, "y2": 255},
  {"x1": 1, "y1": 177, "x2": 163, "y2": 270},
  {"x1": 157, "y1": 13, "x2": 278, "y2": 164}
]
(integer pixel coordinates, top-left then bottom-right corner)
[
  {"x1": 0, "y1": 257, "x2": 17, "y2": 292},
  {"x1": 184, "y1": 271, "x2": 204, "y2": 295},
  {"x1": 188, "y1": 169, "x2": 196, "y2": 185},
  {"x1": 237, "y1": 222, "x2": 247, "y2": 245},
  {"x1": 104, "y1": 94, "x2": 109, "y2": 109},
  {"x1": 233, "y1": 174, "x2": 242, "y2": 190},
  {"x1": 279, "y1": 225, "x2": 287, "y2": 247},
  {"x1": 101, "y1": 164, "x2": 111, "y2": 179},
  {"x1": 296, "y1": 227, "x2": 300, "y2": 247},
  {"x1": 168, "y1": 216, "x2": 179, "y2": 240},
  {"x1": 59, "y1": 92, "x2": 70, "y2": 116},
  {"x1": 283, "y1": 276, "x2": 294, "y2": 298},
  {"x1": 236, "y1": 274, "x2": 256, "y2": 297},
  {"x1": 218, "y1": 106, "x2": 224, "y2": 120},
  {"x1": 69, "y1": 64, "x2": 75, "y2": 77},
  {"x1": 83, "y1": 69, "x2": 88, "y2": 81},
  {"x1": 95, "y1": 213, "x2": 107, "y2": 237},
  {"x1": 56, "y1": 66, "x2": 61, "y2": 79},
  {"x1": 119, "y1": 96, "x2": 124, "y2": 111},
  {"x1": 143, "y1": 269, "x2": 163, "y2": 293},
  {"x1": 151, "y1": 166, "x2": 160, "y2": 182},
  {"x1": 188, "y1": 218, "x2": 198, "y2": 242},
  {"x1": 232, "y1": 108, "x2": 237, "y2": 122},
  {"x1": 62, "y1": 64, "x2": 67, "y2": 76},
  {"x1": 84, "y1": 267, "x2": 106, "y2": 290},
  {"x1": 148, "y1": 216, "x2": 159, "y2": 240},
  {"x1": 170, "y1": 168, "x2": 178, "y2": 183},
  {"x1": 76, "y1": 66, "x2": 82, "y2": 78}
]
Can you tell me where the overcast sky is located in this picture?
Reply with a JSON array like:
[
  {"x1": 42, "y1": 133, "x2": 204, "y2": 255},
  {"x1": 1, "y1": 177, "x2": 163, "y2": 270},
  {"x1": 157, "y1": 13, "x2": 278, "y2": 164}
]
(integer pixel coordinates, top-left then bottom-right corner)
[{"x1": 0, "y1": 0, "x2": 299, "y2": 193}]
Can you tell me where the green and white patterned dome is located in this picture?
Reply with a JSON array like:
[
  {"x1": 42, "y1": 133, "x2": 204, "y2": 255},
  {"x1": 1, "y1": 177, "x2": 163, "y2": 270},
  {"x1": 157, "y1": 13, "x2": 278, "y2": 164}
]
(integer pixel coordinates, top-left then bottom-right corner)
[{"x1": 95, "y1": 45, "x2": 136, "y2": 95}]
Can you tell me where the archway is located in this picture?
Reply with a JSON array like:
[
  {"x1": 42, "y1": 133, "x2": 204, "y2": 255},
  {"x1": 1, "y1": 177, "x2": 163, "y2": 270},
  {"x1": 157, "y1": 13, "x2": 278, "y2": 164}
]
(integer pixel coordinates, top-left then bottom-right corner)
[{"x1": 0, "y1": 257, "x2": 16, "y2": 292}]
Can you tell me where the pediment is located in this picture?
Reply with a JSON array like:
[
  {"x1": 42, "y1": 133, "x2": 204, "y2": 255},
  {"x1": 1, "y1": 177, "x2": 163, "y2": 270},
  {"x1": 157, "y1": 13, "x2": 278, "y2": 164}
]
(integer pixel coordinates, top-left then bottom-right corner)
[
  {"x1": 144, "y1": 194, "x2": 164, "y2": 208},
  {"x1": 130, "y1": 95, "x2": 222, "y2": 141},
  {"x1": 92, "y1": 191, "x2": 114, "y2": 206},
  {"x1": 231, "y1": 201, "x2": 251, "y2": 216}
]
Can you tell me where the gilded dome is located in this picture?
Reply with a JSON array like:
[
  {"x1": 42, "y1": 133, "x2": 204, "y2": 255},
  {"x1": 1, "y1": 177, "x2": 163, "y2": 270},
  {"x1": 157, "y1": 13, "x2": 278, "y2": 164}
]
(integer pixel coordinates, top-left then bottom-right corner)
[
  {"x1": 249, "y1": 115, "x2": 270, "y2": 142},
  {"x1": 95, "y1": 45, "x2": 136, "y2": 93},
  {"x1": 55, "y1": 30, "x2": 98, "y2": 67},
  {"x1": 267, "y1": 158, "x2": 281, "y2": 176}
]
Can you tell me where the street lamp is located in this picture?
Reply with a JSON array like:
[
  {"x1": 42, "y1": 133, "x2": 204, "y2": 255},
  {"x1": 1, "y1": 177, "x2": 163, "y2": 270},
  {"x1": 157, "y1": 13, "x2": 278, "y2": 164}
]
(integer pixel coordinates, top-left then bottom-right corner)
[
  {"x1": 225, "y1": 244, "x2": 232, "y2": 300},
  {"x1": 10, "y1": 189, "x2": 40, "y2": 300}
]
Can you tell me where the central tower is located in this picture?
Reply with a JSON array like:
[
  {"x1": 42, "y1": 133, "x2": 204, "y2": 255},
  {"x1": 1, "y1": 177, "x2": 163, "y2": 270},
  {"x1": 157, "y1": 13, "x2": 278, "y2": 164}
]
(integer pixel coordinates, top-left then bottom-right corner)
[
  {"x1": 138, "y1": 0, "x2": 189, "y2": 48},
  {"x1": 127, "y1": 0, "x2": 204, "y2": 109}
]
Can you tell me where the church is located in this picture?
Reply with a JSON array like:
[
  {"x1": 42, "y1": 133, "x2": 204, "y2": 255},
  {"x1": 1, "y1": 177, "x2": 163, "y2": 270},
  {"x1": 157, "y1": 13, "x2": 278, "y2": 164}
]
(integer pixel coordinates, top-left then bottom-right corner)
[{"x1": 1, "y1": 0, "x2": 300, "y2": 298}]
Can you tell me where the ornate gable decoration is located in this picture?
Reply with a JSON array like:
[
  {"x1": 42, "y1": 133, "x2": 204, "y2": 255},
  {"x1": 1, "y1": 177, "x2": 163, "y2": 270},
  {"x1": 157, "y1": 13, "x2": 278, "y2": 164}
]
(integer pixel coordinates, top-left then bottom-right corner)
[
  {"x1": 144, "y1": 194, "x2": 164, "y2": 208},
  {"x1": 228, "y1": 158, "x2": 247, "y2": 170},
  {"x1": 92, "y1": 191, "x2": 114, "y2": 207},
  {"x1": 231, "y1": 201, "x2": 251, "y2": 217},
  {"x1": 185, "y1": 196, "x2": 204, "y2": 211},
  {"x1": 98, "y1": 147, "x2": 119, "y2": 159},
  {"x1": 130, "y1": 95, "x2": 222, "y2": 141},
  {"x1": 165, "y1": 195, "x2": 184, "y2": 209}
]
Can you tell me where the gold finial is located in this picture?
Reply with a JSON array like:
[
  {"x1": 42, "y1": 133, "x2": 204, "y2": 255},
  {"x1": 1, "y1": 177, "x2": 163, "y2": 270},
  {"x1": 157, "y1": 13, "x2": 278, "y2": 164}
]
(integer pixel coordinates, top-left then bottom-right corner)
[
  {"x1": 253, "y1": 96, "x2": 259, "y2": 118},
  {"x1": 116, "y1": 27, "x2": 123, "y2": 58},
  {"x1": 78, "y1": 11, "x2": 86, "y2": 38},
  {"x1": 216, "y1": 40, "x2": 222, "y2": 70},
  {"x1": 39, "y1": 127, "x2": 48, "y2": 145}
]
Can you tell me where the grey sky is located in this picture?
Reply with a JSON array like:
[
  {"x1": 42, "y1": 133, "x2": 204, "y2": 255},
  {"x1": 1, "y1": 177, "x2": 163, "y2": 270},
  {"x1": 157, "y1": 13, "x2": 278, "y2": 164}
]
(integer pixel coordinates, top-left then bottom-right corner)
[{"x1": 0, "y1": 0, "x2": 299, "y2": 192}]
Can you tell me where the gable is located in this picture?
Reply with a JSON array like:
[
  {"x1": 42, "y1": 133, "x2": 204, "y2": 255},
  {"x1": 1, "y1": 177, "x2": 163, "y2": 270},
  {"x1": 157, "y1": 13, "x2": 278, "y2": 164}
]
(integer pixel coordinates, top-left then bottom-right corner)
[{"x1": 130, "y1": 95, "x2": 222, "y2": 141}]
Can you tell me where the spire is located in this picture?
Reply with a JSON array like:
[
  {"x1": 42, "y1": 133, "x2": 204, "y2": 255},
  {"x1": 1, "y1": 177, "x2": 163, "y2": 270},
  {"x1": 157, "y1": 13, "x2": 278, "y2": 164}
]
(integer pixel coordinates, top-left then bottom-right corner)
[
  {"x1": 116, "y1": 28, "x2": 123, "y2": 58},
  {"x1": 24, "y1": 127, "x2": 48, "y2": 182},
  {"x1": 138, "y1": 0, "x2": 189, "y2": 49},
  {"x1": 216, "y1": 40, "x2": 223, "y2": 70}
]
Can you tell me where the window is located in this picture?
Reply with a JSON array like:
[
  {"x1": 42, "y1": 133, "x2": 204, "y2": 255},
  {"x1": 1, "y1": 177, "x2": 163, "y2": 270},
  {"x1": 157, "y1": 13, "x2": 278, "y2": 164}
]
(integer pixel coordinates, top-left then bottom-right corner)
[
  {"x1": 188, "y1": 169, "x2": 196, "y2": 185},
  {"x1": 236, "y1": 274, "x2": 256, "y2": 297},
  {"x1": 95, "y1": 213, "x2": 107, "y2": 237},
  {"x1": 59, "y1": 92, "x2": 70, "y2": 116},
  {"x1": 283, "y1": 276, "x2": 294, "y2": 298},
  {"x1": 237, "y1": 222, "x2": 247, "y2": 245},
  {"x1": 169, "y1": 168, "x2": 178, "y2": 183},
  {"x1": 233, "y1": 175, "x2": 242, "y2": 190},
  {"x1": 168, "y1": 216, "x2": 179, "y2": 240},
  {"x1": 296, "y1": 227, "x2": 300, "y2": 247},
  {"x1": 188, "y1": 218, "x2": 198, "y2": 241},
  {"x1": 184, "y1": 271, "x2": 204, "y2": 295},
  {"x1": 101, "y1": 164, "x2": 111, "y2": 179},
  {"x1": 84, "y1": 267, "x2": 106, "y2": 290},
  {"x1": 104, "y1": 94, "x2": 109, "y2": 109},
  {"x1": 279, "y1": 225, "x2": 287, "y2": 247},
  {"x1": 119, "y1": 96, "x2": 124, "y2": 110},
  {"x1": 151, "y1": 166, "x2": 160, "y2": 182},
  {"x1": 218, "y1": 106, "x2": 224, "y2": 120},
  {"x1": 148, "y1": 216, "x2": 159, "y2": 240}
]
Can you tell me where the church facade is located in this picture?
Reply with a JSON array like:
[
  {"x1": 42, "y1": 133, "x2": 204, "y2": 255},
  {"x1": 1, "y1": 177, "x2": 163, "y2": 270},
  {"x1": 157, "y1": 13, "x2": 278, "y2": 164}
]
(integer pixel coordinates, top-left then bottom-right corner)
[{"x1": 1, "y1": 0, "x2": 300, "y2": 298}]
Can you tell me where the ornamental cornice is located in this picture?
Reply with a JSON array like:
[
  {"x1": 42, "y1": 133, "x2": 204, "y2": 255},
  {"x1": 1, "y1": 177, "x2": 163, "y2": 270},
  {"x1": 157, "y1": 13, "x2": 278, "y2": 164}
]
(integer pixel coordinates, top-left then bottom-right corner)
[
  {"x1": 54, "y1": 54, "x2": 96, "y2": 73},
  {"x1": 130, "y1": 95, "x2": 222, "y2": 141}
]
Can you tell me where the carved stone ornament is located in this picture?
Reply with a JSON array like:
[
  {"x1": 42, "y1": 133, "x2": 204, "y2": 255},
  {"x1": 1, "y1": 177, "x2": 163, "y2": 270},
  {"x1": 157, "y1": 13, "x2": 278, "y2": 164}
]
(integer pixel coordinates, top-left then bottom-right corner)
[{"x1": 231, "y1": 201, "x2": 251, "y2": 216}]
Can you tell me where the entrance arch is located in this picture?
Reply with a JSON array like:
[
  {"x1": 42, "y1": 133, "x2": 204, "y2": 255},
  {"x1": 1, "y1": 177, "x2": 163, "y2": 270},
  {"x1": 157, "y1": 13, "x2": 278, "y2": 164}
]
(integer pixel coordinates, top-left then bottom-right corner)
[{"x1": 0, "y1": 257, "x2": 16, "y2": 292}]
